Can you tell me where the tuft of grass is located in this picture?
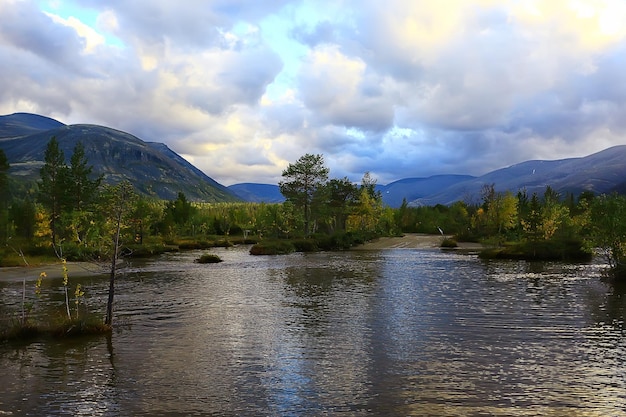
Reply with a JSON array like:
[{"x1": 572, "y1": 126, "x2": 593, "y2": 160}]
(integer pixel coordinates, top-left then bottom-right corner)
[
  {"x1": 0, "y1": 321, "x2": 42, "y2": 342},
  {"x1": 48, "y1": 316, "x2": 112, "y2": 338}
]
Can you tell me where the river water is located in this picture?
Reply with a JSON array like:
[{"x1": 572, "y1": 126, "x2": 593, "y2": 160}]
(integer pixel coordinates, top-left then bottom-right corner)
[{"x1": 1, "y1": 246, "x2": 626, "y2": 416}]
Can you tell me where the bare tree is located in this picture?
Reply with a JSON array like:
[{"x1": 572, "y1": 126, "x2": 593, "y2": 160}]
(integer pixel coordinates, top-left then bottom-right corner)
[{"x1": 103, "y1": 181, "x2": 137, "y2": 326}]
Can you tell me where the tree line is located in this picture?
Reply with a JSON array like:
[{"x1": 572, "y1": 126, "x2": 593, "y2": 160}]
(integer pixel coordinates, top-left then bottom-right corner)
[{"x1": 1, "y1": 143, "x2": 626, "y2": 279}]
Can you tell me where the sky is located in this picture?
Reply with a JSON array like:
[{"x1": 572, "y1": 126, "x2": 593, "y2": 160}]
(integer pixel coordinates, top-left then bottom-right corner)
[{"x1": 1, "y1": 0, "x2": 626, "y2": 186}]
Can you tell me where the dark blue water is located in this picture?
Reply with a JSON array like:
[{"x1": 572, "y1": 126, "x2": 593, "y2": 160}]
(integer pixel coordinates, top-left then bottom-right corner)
[{"x1": 1, "y1": 246, "x2": 625, "y2": 416}]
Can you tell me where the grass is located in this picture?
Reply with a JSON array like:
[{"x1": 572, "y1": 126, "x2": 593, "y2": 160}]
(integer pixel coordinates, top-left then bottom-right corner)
[{"x1": 0, "y1": 314, "x2": 112, "y2": 343}]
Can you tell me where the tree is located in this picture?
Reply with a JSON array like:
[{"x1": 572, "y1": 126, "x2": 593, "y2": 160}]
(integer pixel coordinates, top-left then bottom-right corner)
[
  {"x1": 279, "y1": 154, "x2": 329, "y2": 236},
  {"x1": 63, "y1": 142, "x2": 102, "y2": 245},
  {"x1": 0, "y1": 149, "x2": 10, "y2": 243},
  {"x1": 67, "y1": 142, "x2": 102, "y2": 212},
  {"x1": 163, "y1": 192, "x2": 196, "y2": 236},
  {"x1": 360, "y1": 171, "x2": 381, "y2": 200},
  {"x1": 0, "y1": 149, "x2": 8, "y2": 200},
  {"x1": 476, "y1": 184, "x2": 518, "y2": 240},
  {"x1": 39, "y1": 137, "x2": 67, "y2": 247},
  {"x1": 589, "y1": 194, "x2": 626, "y2": 279},
  {"x1": 103, "y1": 181, "x2": 137, "y2": 326},
  {"x1": 522, "y1": 193, "x2": 543, "y2": 244},
  {"x1": 323, "y1": 177, "x2": 359, "y2": 232},
  {"x1": 9, "y1": 197, "x2": 37, "y2": 239}
]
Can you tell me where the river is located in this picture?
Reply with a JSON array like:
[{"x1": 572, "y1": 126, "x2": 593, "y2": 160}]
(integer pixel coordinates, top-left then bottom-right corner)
[{"x1": 1, "y1": 246, "x2": 625, "y2": 416}]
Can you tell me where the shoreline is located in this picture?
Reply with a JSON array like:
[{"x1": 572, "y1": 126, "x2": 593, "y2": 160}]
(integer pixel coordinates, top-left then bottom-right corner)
[
  {"x1": 0, "y1": 261, "x2": 108, "y2": 283},
  {"x1": 1, "y1": 234, "x2": 482, "y2": 282},
  {"x1": 352, "y1": 233, "x2": 483, "y2": 251}
]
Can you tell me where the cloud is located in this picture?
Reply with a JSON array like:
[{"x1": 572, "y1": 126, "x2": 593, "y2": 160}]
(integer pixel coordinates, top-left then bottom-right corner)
[
  {"x1": 1, "y1": 0, "x2": 626, "y2": 188},
  {"x1": 297, "y1": 45, "x2": 395, "y2": 133}
]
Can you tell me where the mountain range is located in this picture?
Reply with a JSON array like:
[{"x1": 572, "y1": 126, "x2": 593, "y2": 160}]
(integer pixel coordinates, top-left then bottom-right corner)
[
  {"x1": 1, "y1": 112, "x2": 625, "y2": 207},
  {"x1": 227, "y1": 145, "x2": 626, "y2": 207}
]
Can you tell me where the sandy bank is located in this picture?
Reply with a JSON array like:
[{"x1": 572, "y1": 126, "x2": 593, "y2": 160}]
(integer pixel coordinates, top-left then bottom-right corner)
[
  {"x1": 0, "y1": 262, "x2": 108, "y2": 283},
  {"x1": 352, "y1": 233, "x2": 483, "y2": 251}
]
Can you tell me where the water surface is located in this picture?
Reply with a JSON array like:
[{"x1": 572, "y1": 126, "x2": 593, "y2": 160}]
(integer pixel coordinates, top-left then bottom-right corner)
[{"x1": 1, "y1": 246, "x2": 625, "y2": 416}]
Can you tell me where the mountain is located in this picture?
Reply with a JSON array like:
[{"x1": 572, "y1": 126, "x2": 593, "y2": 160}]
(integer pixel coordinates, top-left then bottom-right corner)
[
  {"x1": 4, "y1": 113, "x2": 624, "y2": 207},
  {"x1": 411, "y1": 145, "x2": 626, "y2": 206},
  {"x1": 378, "y1": 175, "x2": 475, "y2": 207},
  {"x1": 228, "y1": 183, "x2": 286, "y2": 203},
  {"x1": 0, "y1": 112, "x2": 64, "y2": 138},
  {"x1": 228, "y1": 175, "x2": 475, "y2": 207},
  {"x1": 228, "y1": 146, "x2": 626, "y2": 208},
  {"x1": 0, "y1": 113, "x2": 240, "y2": 202}
]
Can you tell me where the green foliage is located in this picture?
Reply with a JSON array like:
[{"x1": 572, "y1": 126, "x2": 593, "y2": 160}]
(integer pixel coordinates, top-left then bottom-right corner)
[{"x1": 589, "y1": 193, "x2": 626, "y2": 278}]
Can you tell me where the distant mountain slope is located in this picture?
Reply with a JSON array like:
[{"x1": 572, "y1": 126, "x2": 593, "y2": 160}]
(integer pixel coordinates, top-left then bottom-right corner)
[
  {"x1": 0, "y1": 113, "x2": 65, "y2": 138},
  {"x1": 412, "y1": 145, "x2": 626, "y2": 206},
  {"x1": 0, "y1": 114, "x2": 239, "y2": 202},
  {"x1": 228, "y1": 183, "x2": 286, "y2": 203},
  {"x1": 229, "y1": 146, "x2": 626, "y2": 208},
  {"x1": 379, "y1": 175, "x2": 475, "y2": 207},
  {"x1": 228, "y1": 175, "x2": 475, "y2": 207}
]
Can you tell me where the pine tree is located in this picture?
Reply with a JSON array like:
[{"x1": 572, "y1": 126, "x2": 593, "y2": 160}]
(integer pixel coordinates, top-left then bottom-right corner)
[
  {"x1": 39, "y1": 137, "x2": 67, "y2": 247},
  {"x1": 279, "y1": 154, "x2": 329, "y2": 236}
]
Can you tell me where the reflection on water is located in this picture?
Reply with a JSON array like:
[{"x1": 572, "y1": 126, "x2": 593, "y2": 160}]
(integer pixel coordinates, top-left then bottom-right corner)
[{"x1": 2, "y1": 246, "x2": 626, "y2": 416}]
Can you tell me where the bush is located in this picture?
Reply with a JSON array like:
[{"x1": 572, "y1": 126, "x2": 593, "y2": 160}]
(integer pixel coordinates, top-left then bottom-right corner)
[
  {"x1": 292, "y1": 239, "x2": 319, "y2": 252},
  {"x1": 195, "y1": 253, "x2": 223, "y2": 264},
  {"x1": 440, "y1": 238, "x2": 458, "y2": 248},
  {"x1": 123, "y1": 243, "x2": 178, "y2": 258},
  {"x1": 478, "y1": 238, "x2": 592, "y2": 261}
]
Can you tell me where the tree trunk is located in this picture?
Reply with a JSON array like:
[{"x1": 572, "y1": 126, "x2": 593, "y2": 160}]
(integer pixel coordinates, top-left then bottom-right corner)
[{"x1": 105, "y1": 208, "x2": 122, "y2": 326}]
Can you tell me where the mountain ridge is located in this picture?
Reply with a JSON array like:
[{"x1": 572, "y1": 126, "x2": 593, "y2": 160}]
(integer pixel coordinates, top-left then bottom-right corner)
[
  {"x1": 229, "y1": 146, "x2": 626, "y2": 207},
  {"x1": 3, "y1": 112, "x2": 625, "y2": 207},
  {"x1": 0, "y1": 113, "x2": 239, "y2": 202}
]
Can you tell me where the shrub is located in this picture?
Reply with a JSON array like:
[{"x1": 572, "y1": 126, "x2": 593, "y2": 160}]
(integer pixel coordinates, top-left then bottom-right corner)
[
  {"x1": 440, "y1": 238, "x2": 458, "y2": 248},
  {"x1": 196, "y1": 253, "x2": 223, "y2": 264}
]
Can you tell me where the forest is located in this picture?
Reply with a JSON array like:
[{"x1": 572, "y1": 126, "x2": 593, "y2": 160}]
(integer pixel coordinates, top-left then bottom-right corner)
[{"x1": 1, "y1": 139, "x2": 626, "y2": 280}]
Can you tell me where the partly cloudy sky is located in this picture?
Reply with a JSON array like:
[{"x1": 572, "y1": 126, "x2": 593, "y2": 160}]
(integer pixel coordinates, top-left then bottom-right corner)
[{"x1": 1, "y1": 0, "x2": 626, "y2": 186}]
